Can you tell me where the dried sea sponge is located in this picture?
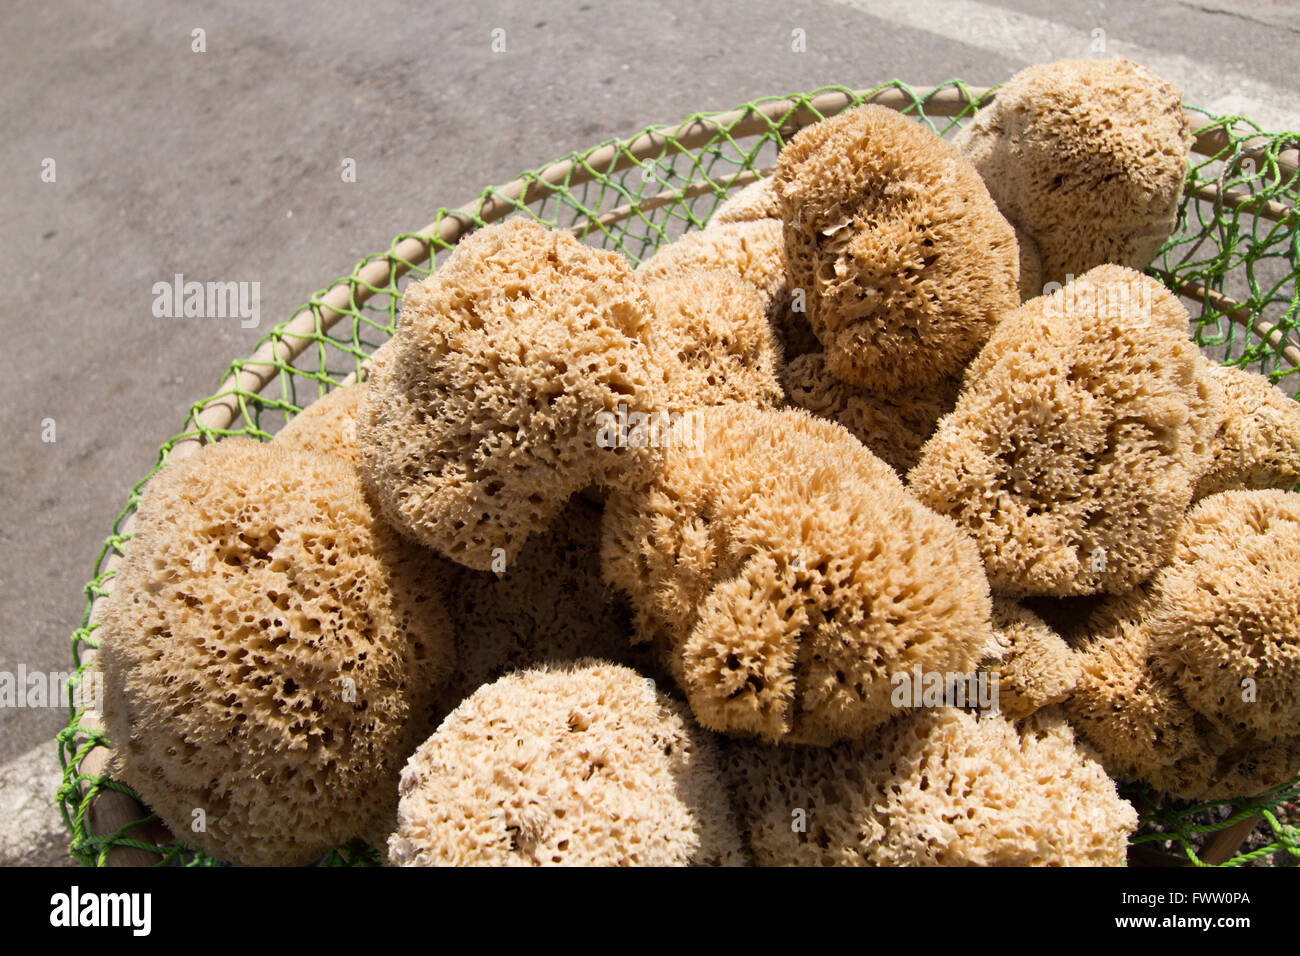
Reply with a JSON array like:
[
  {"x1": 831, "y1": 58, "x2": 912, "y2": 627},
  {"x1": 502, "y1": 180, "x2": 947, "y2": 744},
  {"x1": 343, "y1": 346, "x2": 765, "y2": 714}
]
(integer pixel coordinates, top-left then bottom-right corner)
[
  {"x1": 709, "y1": 177, "x2": 780, "y2": 227},
  {"x1": 724, "y1": 707, "x2": 1135, "y2": 866},
  {"x1": 909, "y1": 265, "x2": 1222, "y2": 596},
  {"x1": 955, "y1": 58, "x2": 1193, "y2": 288},
  {"x1": 433, "y1": 496, "x2": 655, "y2": 716},
  {"x1": 781, "y1": 351, "x2": 960, "y2": 475},
  {"x1": 1194, "y1": 364, "x2": 1300, "y2": 498},
  {"x1": 775, "y1": 104, "x2": 1020, "y2": 391},
  {"x1": 1149, "y1": 490, "x2": 1300, "y2": 742},
  {"x1": 636, "y1": 218, "x2": 824, "y2": 367},
  {"x1": 98, "y1": 439, "x2": 454, "y2": 866},
  {"x1": 602, "y1": 404, "x2": 992, "y2": 744},
  {"x1": 274, "y1": 384, "x2": 363, "y2": 466},
  {"x1": 358, "y1": 219, "x2": 664, "y2": 571},
  {"x1": 1066, "y1": 596, "x2": 1218, "y2": 798},
  {"x1": 388, "y1": 661, "x2": 746, "y2": 866},
  {"x1": 636, "y1": 219, "x2": 786, "y2": 306},
  {"x1": 642, "y1": 269, "x2": 783, "y2": 410},
  {"x1": 981, "y1": 599, "x2": 1080, "y2": 721},
  {"x1": 1066, "y1": 491, "x2": 1300, "y2": 798}
]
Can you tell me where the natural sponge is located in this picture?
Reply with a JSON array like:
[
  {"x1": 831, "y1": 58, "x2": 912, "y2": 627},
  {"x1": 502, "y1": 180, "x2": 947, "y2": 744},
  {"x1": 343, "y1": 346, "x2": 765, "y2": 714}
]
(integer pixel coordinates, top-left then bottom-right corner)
[
  {"x1": 775, "y1": 104, "x2": 1020, "y2": 391},
  {"x1": 98, "y1": 439, "x2": 454, "y2": 866},
  {"x1": 781, "y1": 351, "x2": 960, "y2": 475},
  {"x1": 433, "y1": 496, "x2": 652, "y2": 717},
  {"x1": 709, "y1": 177, "x2": 780, "y2": 227},
  {"x1": 388, "y1": 661, "x2": 746, "y2": 866},
  {"x1": 602, "y1": 404, "x2": 993, "y2": 744},
  {"x1": 724, "y1": 707, "x2": 1136, "y2": 866},
  {"x1": 637, "y1": 219, "x2": 822, "y2": 369},
  {"x1": 909, "y1": 265, "x2": 1222, "y2": 596},
  {"x1": 1194, "y1": 364, "x2": 1300, "y2": 499},
  {"x1": 357, "y1": 219, "x2": 664, "y2": 571},
  {"x1": 274, "y1": 384, "x2": 363, "y2": 466},
  {"x1": 1149, "y1": 490, "x2": 1300, "y2": 743},
  {"x1": 636, "y1": 219, "x2": 786, "y2": 307},
  {"x1": 1066, "y1": 596, "x2": 1221, "y2": 798},
  {"x1": 956, "y1": 58, "x2": 1193, "y2": 288},
  {"x1": 642, "y1": 269, "x2": 783, "y2": 410},
  {"x1": 981, "y1": 599, "x2": 1080, "y2": 721},
  {"x1": 1067, "y1": 490, "x2": 1300, "y2": 798}
]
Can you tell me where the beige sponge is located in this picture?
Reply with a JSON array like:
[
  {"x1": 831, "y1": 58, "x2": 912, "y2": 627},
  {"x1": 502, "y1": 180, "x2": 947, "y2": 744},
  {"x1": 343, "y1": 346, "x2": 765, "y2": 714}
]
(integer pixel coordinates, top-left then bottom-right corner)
[
  {"x1": 637, "y1": 219, "x2": 786, "y2": 306},
  {"x1": 956, "y1": 58, "x2": 1192, "y2": 288},
  {"x1": 1067, "y1": 490, "x2": 1300, "y2": 798},
  {"x1": 909, "y1": 265, "x2": 1222, "y2": 596},
  {"x1": 98, "y1": 439, "x2": 454, "y2": 866},
  {"x1": 274, "y1": 384, "x2": 363, "y2": 466},
  {"x1": 775, "y1": 104, "x2": 1020, "y2": 391},
  {"x1": 981, "y1": 599, "x2": 1081, "y2": 721},
  {"x1": 642, "y1": 269, "x2": 783, "y2": 411},
  {"x1": 388, "y1": 661, "x2": 746, "y2": 866},
  {"x1": 635, "y1": 219, "x2": 808, "y2": 357},
  {"x1": 433, "y1": 496, "x2": 651, "y2": 718},
  {"x1": 1194, "y1": 364, "x2": 1300, "y2": 499},
  {"x1": 357, "y1": 219, "x2": 664, "y2": 571},
  {"x1": 709, "y1": 177, "x2": 780, "y2": 227},
  {"x1": 1149, "y1": 490, "x2": 1300, "y2": 743},
  {"x1": 724, "y1": 707, "x2": 1136, "y2": 866},
  {"x1": 781, "y1": 351, "x2": 960, "y2": 475},
  {"x1": 602, "y1": 404, "x2": 992, "y2": 744},
  {"x1": 1067, "y1": 595, "x2": 1257, "y2": 799}
]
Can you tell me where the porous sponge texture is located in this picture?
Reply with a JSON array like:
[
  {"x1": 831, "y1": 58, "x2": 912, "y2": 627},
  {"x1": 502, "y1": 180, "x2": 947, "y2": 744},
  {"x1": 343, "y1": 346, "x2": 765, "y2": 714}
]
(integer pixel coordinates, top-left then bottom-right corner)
[
  {"x1": 709, "y1": 177, "x2": 781, "y2": 227},
  {"x1": 274, "y1": 384, "x2": 363, "y2": 466},
  {"x1": 1066, "y1": 491, "x2": 1300, "y2": 798},
  {"x1": 1149, "y1": 490, "x2": 1300, "y2": 743},
  {"x1": 1194, "y1": 364, "x2": 1300, "y2": 499},
  {"x1": 642, "y1": 269, "x2": 783, "y2": 411},
  {"x1": 433, "y1": 496, "x2": 652, "y2": 717},
  {"x1": 955, "y1": 58, "x2": 1192, "y2": 288},
  {"x1": 781, "y1": 351, "x2": 960, "y2": 475},
  {"x1": 357, "y1": 219, "x2": 664, "y2": 571},
  {"x1": 388, "y1": 661, "x2": 746, "y2": 866},
  {"x1": 639, "y1": 217, "x2": 824, "y2": 364},
  {"x1": 636, "y1": 219, "x2": 786, "y2": 307},
  {"x1": 724, "y1": 707, "x2": 1136, "y2": 866},
  {"x1": 98, "y1": 440, "x2": 454, "y2": 866},
  {"x1": 1066, "y1": 595, "x2": 1257, "y2": 799},
  {"x1": 602, "y1": 404, "x2": 993, "y2": 744},
  {"x1": 982, "y1": 599, "x2": 1081, "y2": 721},
  {"x1": 775, "y1": 104, "x2": 1020, "y2": 391},
  {"x1": 909, "y1": 265, "x2": 1222, "y2": 596}
]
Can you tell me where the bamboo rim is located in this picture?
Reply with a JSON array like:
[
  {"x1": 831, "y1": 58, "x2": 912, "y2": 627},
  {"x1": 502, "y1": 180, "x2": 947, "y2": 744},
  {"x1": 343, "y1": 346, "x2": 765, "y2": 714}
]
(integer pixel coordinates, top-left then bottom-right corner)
[{"x1": 73, "y1": 83, "x2": 1298, "y2": 866}]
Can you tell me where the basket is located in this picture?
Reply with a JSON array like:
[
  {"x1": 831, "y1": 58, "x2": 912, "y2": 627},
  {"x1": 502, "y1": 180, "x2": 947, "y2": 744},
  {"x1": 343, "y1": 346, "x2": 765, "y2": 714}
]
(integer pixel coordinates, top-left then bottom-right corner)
[{"x1": 57, "y1": 81, "x2": 1300, "y2": 867}]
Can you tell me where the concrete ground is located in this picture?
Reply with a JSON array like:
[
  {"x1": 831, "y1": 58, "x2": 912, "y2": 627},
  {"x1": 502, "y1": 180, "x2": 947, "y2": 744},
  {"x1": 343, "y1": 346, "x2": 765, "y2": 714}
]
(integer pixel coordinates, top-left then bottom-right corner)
[{"x1": 1, "y1": 0, "x2": 1297, "y2": 866}]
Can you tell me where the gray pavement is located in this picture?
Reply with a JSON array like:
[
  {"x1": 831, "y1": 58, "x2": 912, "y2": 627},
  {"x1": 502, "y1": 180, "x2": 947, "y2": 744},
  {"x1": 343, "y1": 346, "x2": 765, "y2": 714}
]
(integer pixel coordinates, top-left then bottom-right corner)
[{"x1": 1, "y1": 0, "x2": 1297, "y2": 865}]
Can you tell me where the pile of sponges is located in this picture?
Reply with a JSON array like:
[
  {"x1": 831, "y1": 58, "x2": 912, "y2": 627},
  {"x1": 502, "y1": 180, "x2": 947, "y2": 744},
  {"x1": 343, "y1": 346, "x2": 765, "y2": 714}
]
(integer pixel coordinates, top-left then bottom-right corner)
[{"x1": 95, "y1": 58, "x2": 1300, "y2": 867}]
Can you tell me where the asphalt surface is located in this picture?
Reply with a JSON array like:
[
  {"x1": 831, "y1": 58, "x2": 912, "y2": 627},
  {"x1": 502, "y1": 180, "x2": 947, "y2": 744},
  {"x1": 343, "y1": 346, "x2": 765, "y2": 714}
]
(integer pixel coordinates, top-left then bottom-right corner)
[{"x1": 2, "y1": 0, "x2": 1297, "y2": 865}]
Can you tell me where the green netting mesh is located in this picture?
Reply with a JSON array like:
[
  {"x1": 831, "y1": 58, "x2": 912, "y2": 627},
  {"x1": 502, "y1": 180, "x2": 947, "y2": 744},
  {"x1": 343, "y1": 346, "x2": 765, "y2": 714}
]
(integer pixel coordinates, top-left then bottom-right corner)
[{"x1": 56, "y1": 81, "x2": 1300, "y2": 867}]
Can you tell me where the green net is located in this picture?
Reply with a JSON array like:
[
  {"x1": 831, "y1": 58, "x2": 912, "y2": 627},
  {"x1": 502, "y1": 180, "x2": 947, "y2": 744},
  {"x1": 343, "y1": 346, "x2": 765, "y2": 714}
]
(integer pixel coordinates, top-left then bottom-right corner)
[{"x1": 56, "y1": 81, "x2": 1300, "y2": 867}]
